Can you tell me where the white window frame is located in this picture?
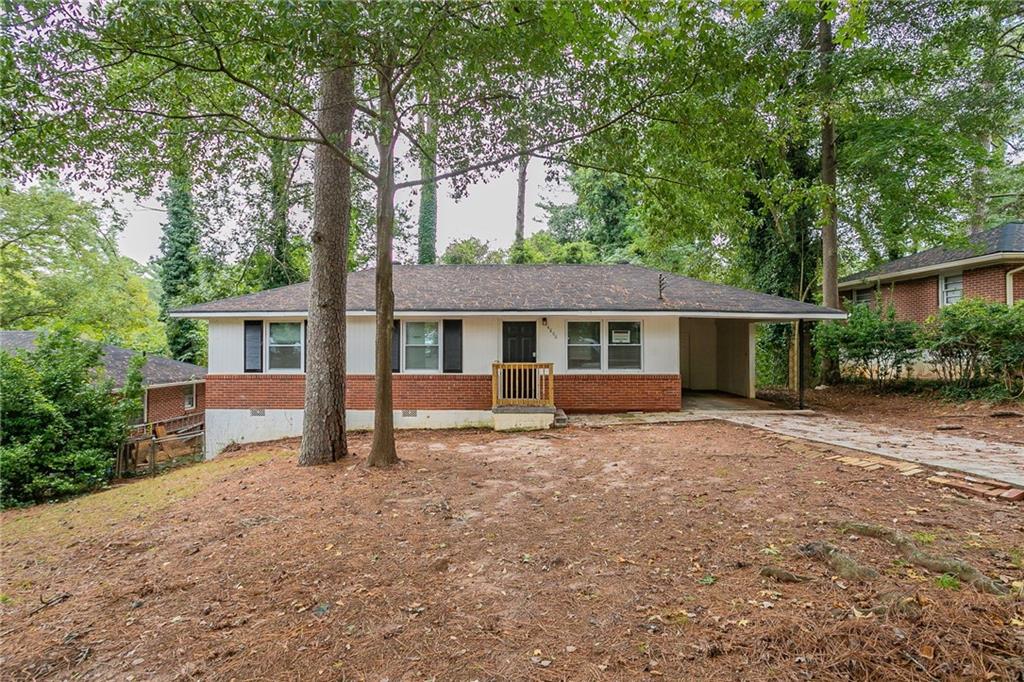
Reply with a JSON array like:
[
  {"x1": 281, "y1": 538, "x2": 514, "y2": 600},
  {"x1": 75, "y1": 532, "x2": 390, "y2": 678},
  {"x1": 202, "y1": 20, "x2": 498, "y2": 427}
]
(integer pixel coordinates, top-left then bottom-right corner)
[
  {"x1": 607, "y1": 320, "x2": 643, "y2": 372},
  {"x1": 563, "y1": 318, "x2": 645, "y2": 374},
  {"x1": 183, "y1": 383, "x2": 196, "y2": 410},
  {"x1": 566, "y1": 319, "x2": 604, "y2": 373},
  {"x1": 403, "y1": 320, "x2": 442, "y2": 373},
  {"x1": 265, "y1": 320, "x2": 305, "y2": 373},
  {"x1": 939, "y1": 272, "x2": 964, "y2": 307}
]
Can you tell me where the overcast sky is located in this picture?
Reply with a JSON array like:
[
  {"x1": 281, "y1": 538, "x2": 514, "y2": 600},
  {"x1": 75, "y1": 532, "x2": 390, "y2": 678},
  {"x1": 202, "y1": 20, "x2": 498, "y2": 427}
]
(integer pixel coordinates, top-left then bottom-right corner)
[{"x1": 116, "y1": 162, "x2": 572, "y2": 265}]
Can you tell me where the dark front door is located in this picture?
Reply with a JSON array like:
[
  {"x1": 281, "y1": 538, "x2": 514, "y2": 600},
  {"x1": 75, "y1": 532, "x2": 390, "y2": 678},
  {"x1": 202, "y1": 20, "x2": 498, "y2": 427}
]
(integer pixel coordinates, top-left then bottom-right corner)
[
  {"x1": 502, "y1": 321, "x2": 537, "y2": 362},
  {"x1": 502, "y1": 321, "x2": 538, "y2": 400}
]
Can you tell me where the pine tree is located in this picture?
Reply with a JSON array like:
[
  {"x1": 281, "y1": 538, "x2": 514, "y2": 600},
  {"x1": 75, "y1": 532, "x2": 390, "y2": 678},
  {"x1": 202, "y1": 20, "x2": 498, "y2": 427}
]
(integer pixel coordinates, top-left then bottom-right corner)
[{"x1": 158, "y1": 168, "x2": 202, "y2": 363}]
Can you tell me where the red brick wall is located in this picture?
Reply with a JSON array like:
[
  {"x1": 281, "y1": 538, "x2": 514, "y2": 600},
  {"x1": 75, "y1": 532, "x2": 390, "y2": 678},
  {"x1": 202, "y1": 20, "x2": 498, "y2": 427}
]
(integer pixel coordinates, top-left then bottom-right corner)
[
  {"x1": 963, "y1": 264, "x2": 1021, "y2": 303},
  {"x1": 146, "y1": 383, "x2": 205, "y2": 422},
  {"x1": 879, "y1": 277, "x2": 939, "y2": 323},
  {"x1": 206, "y1": 373, "x2": 682, "y2": 413},
  {"x1": 556, "y1": 374, "x2": 682, "y2": 413}
]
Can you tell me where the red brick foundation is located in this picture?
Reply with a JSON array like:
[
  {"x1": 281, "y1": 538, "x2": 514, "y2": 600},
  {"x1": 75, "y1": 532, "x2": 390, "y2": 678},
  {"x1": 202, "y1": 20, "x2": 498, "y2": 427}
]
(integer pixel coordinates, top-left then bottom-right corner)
[
  {"x1": 206, "y1": 373, "x2": 682, "y2": 413},
  {"x1": 556, "y1": 374, "x2": 682, "y2": 413},
  {"x1": 146, "y1": 383, "x2": 205, "y2": 422}
]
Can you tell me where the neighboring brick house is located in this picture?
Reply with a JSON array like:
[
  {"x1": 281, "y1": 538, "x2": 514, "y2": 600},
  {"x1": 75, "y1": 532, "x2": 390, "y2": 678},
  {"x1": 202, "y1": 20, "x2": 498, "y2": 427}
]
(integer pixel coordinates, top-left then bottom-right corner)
[
  {"x1": 839, "y1": 222, "x2": 1024, "y2": 322},
  {"x1": 171, "y1": 264, "x2": 844, "y2": 457},
  {"x1": 0, "y1": 331, "x2": 206, "y2": 426}
]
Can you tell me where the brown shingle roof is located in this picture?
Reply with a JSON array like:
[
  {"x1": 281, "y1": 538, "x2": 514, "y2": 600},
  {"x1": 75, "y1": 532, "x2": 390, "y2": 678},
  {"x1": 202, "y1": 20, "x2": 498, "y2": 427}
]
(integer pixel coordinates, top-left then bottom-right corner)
[
  {"x1": 0, "y1": 331, "x2": 205, "y2": 388},
  {"x1": 171, "y1": 264, "x2": 843, "y2": 317}
]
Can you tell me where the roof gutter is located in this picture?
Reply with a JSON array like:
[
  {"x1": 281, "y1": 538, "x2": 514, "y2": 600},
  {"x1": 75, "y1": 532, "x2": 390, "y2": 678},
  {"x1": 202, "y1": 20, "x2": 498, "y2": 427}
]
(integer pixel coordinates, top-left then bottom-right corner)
[
  {"x1": 838, "y1": 252, "x2": 1024, "y2": 290},
  {"x1": 1008, "y1": 264, "x2": 1024, "y2": 306}
]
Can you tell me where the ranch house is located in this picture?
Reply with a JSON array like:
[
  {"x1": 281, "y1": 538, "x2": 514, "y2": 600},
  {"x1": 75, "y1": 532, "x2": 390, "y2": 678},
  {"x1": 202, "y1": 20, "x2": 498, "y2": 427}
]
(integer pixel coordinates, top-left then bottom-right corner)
[{"x1": 171, "y1": 264, "x2": 845, "y2": 457}]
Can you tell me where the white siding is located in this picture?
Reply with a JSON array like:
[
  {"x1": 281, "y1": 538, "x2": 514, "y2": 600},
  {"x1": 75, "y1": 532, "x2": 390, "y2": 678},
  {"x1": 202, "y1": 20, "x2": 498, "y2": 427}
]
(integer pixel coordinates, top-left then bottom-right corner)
[
  {"x1": 208, "y1": 314, "x2": 682, "y2": 376},
  {"x1": 679, "y1": 318, "x2": 717, "y2": 390},
  {"x1": 346, "y1": 317, "x2": 376, "y2": 374},
  {"x1": 715, "y1": 320, "x2": 754, "y2": 398},
  {"x1": 208, "y1": 319, "x2": 244, "y2": 373}
]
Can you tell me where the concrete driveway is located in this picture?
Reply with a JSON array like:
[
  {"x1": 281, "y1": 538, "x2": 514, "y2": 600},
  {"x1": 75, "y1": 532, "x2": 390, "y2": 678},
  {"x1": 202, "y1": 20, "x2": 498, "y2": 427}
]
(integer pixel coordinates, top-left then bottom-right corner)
[{"x1": 721, "y1": 412, "x2": 1024, "y2": 488}]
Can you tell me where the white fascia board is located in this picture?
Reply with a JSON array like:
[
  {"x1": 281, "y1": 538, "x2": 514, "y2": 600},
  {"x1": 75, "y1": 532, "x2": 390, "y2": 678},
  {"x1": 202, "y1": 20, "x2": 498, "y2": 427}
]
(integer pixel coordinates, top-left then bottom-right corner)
[
  {"x1": 838, "y1": 252, "x2": 1024, "y2": 290},
  {"x1": 173, "y1": 309, "x2": 845, "y2": 321}
]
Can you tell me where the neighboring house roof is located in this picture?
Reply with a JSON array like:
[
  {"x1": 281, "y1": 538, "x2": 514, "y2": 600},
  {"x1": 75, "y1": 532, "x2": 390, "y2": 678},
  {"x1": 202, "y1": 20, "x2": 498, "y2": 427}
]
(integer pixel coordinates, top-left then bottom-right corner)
[
  {"x1": 840, "y1": 222, "x2": 1024, "y2": 288},
  {"x1": 171, "y1": 264, "x2": 844, "y2": 319},
  {"x1": 0, "y1": 331, "x2": 206, "y2": 389}
]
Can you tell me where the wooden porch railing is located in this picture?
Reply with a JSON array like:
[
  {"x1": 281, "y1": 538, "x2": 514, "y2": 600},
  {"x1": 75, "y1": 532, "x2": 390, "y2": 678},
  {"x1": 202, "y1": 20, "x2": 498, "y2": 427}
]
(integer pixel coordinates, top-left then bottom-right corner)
[{"x1": 492, "y1": 362, "x2": 555, "y2": 408}]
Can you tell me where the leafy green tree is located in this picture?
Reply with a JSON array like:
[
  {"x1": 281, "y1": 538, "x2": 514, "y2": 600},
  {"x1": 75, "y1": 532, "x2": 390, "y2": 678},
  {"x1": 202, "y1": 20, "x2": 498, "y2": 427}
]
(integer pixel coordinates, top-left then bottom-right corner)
[
  {"x1": 540, "y1": 167, "x2": 638, "y2": 258},
  {"x1": 508, "y1": 231, "x2": 597, "y2": 264},
  {"x1": 440, "y1": 237, "x2": 504, "y2": 265},
  {"x1": 0, "y1": 331, "x2": 137, "y2": 505},
  {"x1": 158, "y1": 169, "x2": 203, "y2": 362},
  {"x1": 0, "y1": 183, "x2": 166, "y2": 352}
]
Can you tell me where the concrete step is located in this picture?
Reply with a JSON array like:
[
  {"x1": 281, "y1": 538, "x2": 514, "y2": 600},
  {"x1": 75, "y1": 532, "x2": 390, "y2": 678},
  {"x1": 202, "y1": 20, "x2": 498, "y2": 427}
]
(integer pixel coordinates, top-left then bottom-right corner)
[{"x1": 553, "y1": 409, "x2": 568, "y2": 428}]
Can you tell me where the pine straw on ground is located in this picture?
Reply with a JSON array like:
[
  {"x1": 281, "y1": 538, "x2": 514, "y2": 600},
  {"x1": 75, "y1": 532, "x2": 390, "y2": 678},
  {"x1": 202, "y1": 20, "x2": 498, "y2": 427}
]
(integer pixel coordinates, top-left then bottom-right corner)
[{"x1": 2, "y1": 422, "x2": 1022, "y2": 681}]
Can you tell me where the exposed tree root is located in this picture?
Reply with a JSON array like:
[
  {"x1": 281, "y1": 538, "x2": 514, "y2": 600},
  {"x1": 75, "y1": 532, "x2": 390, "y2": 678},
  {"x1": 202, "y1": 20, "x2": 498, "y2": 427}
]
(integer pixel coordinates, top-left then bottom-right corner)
[
  {"x1": 855, "y1": 591, "x2": 924, "y2": 621},
  {"x1": 760, "y1": 566, "x2": 812, "y2": 583},
  {"x1": 841, "y1": 522, "x2": 1009, "y2": 595},
  {"x1": 798, "y1": 541, "x2": 880, "y2": 581}
]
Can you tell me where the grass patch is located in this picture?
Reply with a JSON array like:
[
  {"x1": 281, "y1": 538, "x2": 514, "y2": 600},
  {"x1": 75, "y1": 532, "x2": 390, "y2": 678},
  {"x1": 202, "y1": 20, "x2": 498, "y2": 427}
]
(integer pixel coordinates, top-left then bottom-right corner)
[
  {"x1": 1009, "y1": 548, "x2": 1023, "y2": 570},
  {"x1": 935, "y1": 574, "x2": 961, "y2": 590},
  {"x1": 911, "y1": 531, "x2": 936, "y2": 545},
  {"x1": 1, "y1": 451, "x2": 280, "y2": 546},
  {"x1": 697, "y1": 574, "x2": 717, "y2": 586}
]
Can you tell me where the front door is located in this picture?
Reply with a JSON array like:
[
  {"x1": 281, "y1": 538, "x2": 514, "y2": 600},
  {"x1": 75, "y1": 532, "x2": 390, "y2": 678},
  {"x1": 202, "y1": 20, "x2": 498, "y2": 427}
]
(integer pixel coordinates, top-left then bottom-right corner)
[
  {"x1": 502, "y1": 321, "x2": 538, "y2": 400},
  {"x1": 502, "y1": 321, "x2": 537, "y2": 362}
]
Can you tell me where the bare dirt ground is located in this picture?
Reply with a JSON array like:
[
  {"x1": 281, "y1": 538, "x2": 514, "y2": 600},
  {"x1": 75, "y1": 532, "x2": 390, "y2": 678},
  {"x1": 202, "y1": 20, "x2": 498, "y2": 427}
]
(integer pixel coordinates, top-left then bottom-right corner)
[
  {"x1": 2, "y1": 423, "x2": 1023, "y2": 681},
  {"x1": 761, "y1": 384, "x2": 1024, "y2": 446}
]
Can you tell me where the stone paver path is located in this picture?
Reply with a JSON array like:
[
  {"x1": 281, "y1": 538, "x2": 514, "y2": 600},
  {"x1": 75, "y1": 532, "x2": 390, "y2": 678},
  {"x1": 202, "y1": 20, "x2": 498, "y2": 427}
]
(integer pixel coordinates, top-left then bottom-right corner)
[{"x1": 721, "y1": 413, "x2": 1024, "y2": 487}]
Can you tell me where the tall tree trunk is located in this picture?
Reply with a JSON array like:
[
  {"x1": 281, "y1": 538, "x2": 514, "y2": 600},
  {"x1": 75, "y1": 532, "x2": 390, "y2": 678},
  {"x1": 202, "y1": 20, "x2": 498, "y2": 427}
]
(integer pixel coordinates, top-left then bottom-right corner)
[
  {"x1": 417, "y1": 111, "x2": 437, "y2": 264},
  {"x1": 368, "y1": 66, "x2": 399, "y2": 468},
  {"x1": 818, "y1": 10, "x2": 841, "y2": 385},
  {"x1": 298, "y1": 62, "x2": 356, "y2": 467},
  {"x1": 515, "y1": 154, "x2": 528, "y2": 244},
  {"x1": 267, "y1": 138, "x2": 293, "y2": 287}
]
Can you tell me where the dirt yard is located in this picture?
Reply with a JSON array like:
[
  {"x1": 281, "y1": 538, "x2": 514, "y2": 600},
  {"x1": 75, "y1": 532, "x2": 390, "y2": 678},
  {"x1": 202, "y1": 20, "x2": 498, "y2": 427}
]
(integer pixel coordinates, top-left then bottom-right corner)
[
  {"x1": 761, "y1": 384, "x2": 1024, "y2": 446},
  {"x1": 2, "y1": 423, "x2": 1022, "y2": 680}
]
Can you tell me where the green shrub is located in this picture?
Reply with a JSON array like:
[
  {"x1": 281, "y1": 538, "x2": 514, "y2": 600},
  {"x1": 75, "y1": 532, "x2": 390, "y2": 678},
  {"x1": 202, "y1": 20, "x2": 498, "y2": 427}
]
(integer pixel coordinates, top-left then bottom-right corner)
[
  {"x1": 921, "y1": 300, "x2": 1024, "y2": 398},
  {"x1": 814, "y1": 302, "x2": 921, "y2": 389},
  {"x1": 0, "y1": 330, "x2": 139, "y2": 506},
  {"x1": 755, "y1": 323, "x2": 793, "y2": 388}
]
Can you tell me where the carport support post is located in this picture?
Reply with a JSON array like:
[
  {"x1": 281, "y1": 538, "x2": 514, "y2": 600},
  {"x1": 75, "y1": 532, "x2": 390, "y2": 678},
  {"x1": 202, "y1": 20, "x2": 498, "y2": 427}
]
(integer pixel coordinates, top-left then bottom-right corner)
[{"x1": 797, "y1": 319, "x2": 806, "y2": 410}]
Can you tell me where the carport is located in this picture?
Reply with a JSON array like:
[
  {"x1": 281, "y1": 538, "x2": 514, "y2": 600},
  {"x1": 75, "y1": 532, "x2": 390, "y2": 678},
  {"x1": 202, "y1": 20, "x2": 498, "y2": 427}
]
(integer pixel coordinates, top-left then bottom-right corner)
[{"x1": 678, "y1": 317, "x2": 821, "y2": 410}]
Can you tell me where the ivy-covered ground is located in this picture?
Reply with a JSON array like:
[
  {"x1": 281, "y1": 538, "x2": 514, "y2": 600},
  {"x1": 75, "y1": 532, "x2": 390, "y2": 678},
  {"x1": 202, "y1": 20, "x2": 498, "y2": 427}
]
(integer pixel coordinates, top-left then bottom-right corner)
[{"x1": 2, "y1": 423, "x2": 1022, "y2": 680}]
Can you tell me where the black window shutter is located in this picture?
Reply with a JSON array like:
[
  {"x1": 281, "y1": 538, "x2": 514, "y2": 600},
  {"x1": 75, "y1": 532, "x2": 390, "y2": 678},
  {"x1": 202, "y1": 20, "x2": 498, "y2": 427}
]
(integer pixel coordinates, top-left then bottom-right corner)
[
  {"x1": 443, "y1": 319, "x2": 463, "y2": 373},
  {"x1": 303, "y1": 320, "x2": 308, "y2": 372},
  {"x1": 244, "y1": 320, "x2": 263, "y2": 372},
  {"x1": 392, "y1": 319, "x2": 401, "y2": 373}
]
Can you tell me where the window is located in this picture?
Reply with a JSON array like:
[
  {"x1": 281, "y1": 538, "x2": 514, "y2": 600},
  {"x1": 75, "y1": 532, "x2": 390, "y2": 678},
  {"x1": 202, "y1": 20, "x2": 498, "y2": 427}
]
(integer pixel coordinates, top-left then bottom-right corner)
[
  {"x1": 941, "y1": 274, "x2": 963, "y2": 306},
  {"x1": 852, "y1": 289, "x2": 874, "y2": 305},
  {"x1": 268, "y1": 322, "x2": 303, "y2": 370},
  {"x1": 567, "y1": 321, "x2": 601, "y2": 369},
  {"x1": 183, "y1": 383, "x2": 196, "y2": 410},
  {"x1": 405, "y1": 321, "x2": 439, "y2": 371},
  {"x1": 608, "y1": 321, "x2": 642, "y2": 370}
]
